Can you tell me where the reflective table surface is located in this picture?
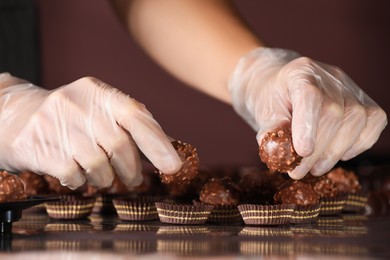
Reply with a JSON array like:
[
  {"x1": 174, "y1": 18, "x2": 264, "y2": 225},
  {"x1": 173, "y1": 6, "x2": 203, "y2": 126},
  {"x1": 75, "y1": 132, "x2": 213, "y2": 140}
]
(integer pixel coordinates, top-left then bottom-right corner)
[
  {"x1": 0, "y1": 211, "x2": 389, "y2": 259},
  {"x1": 1, "y1": 163, "x2": 390, "y2": 259}
]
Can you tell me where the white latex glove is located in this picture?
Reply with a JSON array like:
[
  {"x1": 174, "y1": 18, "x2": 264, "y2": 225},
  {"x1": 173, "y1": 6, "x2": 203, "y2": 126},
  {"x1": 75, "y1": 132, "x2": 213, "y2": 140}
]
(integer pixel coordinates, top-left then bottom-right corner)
[
  {"x1": 228, "y1": 48, "x2": 387, "y2": 179},
  {"x1": 0, "y1": 73, "x2": 182, "y2": 189}
]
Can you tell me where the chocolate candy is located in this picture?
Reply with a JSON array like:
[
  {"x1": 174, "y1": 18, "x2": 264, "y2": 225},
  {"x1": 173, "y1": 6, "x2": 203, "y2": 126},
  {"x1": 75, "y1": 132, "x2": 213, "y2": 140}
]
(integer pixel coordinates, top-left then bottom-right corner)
[
  {"x1": 158, "y1": 140, "x2": 199, "y2": 185},
  {"x1": 199, "y1": 177, "x2": 240, "y2": 206},
  {"x1": 43, "y1": 175, "x2": 87, "y2": 195},
  {"x1": 326, "y1": 167, "x2": 361, "y2": 193},
  {"x1": 0, "y1": 170, "x2": 27, "y2": 203},
  {"x1": 303, "y1": 174, "x2": 340, "y2": 198},
  {"x1": 274, "y1": 180, "x2": 320, "y2": 206},
  {"x1": 259, "y1": 128, "x2": 302, "y2": 173},
  {"x1": 18, "y1": 171, "x2": 49, "y2": 196}
]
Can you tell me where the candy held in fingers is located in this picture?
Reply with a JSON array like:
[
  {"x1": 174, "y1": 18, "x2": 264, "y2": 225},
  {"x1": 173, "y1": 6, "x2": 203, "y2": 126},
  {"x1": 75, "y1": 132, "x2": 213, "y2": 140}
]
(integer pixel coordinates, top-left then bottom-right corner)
[
  {"x1": 259, "y1": 128, "x2": 302, "y2": 173},
  {"x1": 158, "y1": 140, "x2": 199, "y2": 185}
]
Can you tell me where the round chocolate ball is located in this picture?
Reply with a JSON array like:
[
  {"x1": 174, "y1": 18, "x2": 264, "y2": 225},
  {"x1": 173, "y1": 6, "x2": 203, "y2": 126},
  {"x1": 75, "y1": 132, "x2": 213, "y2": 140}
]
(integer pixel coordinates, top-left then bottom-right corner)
[
  {"x1": 18, "y1": 171, "x2": 49, "y2": 196},
  {"x1": 302, "y1": 175, "x2": 340, "y2": 198},
  {"x1": 274, "y1": 180, "x2": 319, "y2": 206},
  {"x1": 158, "y1": 140, "x2": 199, "y2": 185},
  {"x1": 199, "y1": 177, "x2": 240, "y2": 206},
  {"x1": 0, "y1": 171, "x2": 27, "y2": 203},
  {"x1": 259, "y1": 128, "x2": 302, "y2": 173},
  {"x1": 326, "y1": 167, "x2": 361, "y2": 193}
]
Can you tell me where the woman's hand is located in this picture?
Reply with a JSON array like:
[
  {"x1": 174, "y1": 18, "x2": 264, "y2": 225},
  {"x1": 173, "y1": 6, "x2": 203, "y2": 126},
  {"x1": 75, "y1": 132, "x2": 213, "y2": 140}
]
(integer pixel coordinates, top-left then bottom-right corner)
[
  {"x1": 0, "y1": 73, "x2": 182, "y2": 189},
  {"x1": 229, "y1": 48, "x2": 387, "y2": 179}
]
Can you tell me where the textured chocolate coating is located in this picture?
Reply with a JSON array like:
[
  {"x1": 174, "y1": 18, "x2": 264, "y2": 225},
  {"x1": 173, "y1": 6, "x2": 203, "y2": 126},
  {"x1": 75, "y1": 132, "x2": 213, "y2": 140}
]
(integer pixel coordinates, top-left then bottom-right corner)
[
  {"x1": 274, "y1": 180, "x2": 320, "y2": 206},
  {"x1": 326, "y1": 167, "x2": 361, "y2": 193},
  {"x1": 259, "y1": 128, "x2": 302, "y2": 173},
  {"x1": 199, "y1": 177, "x2": 240, "y2": 206},
  {"x1": 0, "y1": 171, "x2": 27, "y2": 203},
  {"x1": 303, "y1": 175, "x2": 340, "y2": 198},
  {"x1": 43, "y1": 175, "x2": 85, "y2": 195},
  {"x1": 18, "y1": 171, "x2": 49, "y2": 196},
  {"x1": 159, "y1": 140, "x2": 199, "y2": 185}
]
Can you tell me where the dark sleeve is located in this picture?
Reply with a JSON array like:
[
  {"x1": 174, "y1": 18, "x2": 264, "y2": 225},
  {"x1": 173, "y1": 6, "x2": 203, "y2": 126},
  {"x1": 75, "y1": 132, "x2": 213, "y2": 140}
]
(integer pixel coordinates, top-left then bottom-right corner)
[{"x1": 0, "y1": 0, "x2": 40, "y2": 84}]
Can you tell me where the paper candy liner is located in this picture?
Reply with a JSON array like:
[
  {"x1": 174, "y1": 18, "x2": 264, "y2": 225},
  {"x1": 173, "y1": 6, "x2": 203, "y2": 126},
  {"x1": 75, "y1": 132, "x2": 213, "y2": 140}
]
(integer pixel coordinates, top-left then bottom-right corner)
[
  {"x1": 208, "y1": 205, "x2": 243, "y2": 223},
  {"x1": 45, "y1": 196, "x2": 95, "y2": 220},
  {"x1": 237, "y1": 204, "x2": 295, "y2": 226},
  {"x1": 316, "y1": 216, "x2": 344, "y2": 228},
  {"x1": 193, "y1": 200, "x2": 242, "y2": 223},
  {"x1": 155, "y1": 202, "x2": 213, "y2": 225},
  {"x1": 290, "y1": 204, "x2": 321, "y2": 224},
  {"x1": 343, "y1": 192, "x2": 368, "y2": 213},
  {"x1": 319, "y1": 195, "x2": 347, "y2": 216},
  {"x1": 113, "y1": 196, "x2": 163, "y2": 221}
]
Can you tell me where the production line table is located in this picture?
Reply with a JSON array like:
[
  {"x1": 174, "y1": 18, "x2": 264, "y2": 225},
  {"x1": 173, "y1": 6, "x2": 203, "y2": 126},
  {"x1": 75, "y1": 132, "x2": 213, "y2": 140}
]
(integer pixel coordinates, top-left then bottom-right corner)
[{"x1": 0, "y1": 162, "x2": 389, "y2": 259}]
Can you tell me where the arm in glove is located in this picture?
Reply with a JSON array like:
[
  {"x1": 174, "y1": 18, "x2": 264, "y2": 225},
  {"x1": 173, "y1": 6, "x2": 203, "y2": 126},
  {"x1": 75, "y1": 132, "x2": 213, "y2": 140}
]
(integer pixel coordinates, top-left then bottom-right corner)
[
  {"x1": 0, "y1": 73, "x2": 182, "y2": 189},
  {"x1": 229, "y1": 48, "x2": 387, "y2": 179}
]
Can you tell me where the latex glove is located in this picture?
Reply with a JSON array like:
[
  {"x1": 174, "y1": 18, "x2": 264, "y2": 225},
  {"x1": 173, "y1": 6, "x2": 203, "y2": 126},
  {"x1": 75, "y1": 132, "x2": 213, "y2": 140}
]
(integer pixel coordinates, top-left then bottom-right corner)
[
  {"x1": 228, "y1": 48, "x2": 387, "y2": 179},
  {"x1": 0, "y1": 73, "x2": 182, "y2": 189}
]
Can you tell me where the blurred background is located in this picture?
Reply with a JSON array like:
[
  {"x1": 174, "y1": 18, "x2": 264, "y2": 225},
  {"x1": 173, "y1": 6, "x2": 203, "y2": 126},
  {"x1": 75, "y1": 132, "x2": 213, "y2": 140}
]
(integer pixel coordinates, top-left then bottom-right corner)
[{"x1": 18, "y1": 0, "x2": 390, "y2": 168}]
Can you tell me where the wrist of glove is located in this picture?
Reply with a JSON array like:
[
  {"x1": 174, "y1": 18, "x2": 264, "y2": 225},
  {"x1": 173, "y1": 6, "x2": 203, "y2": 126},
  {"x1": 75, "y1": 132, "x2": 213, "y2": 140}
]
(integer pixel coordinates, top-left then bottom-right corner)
[
  {"x1": 0, "y1": 73, "x2": 182, "y2": 189},
  {"x1": 228, "y1": 47, "x2": 387, "y2": 179}
]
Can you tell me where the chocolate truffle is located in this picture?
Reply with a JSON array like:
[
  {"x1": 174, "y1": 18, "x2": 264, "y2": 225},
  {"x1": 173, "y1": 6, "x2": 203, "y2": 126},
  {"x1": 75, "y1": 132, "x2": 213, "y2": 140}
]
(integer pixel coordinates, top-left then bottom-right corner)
[
  {"x1": 199, "y1": 177, "x2": 240, "y2": 206},
  {"x1": 0, "y1": 170, "x2": 27, "y2": 203},
  {"x1": 274, "y1": 180, "x2": 319, "y2": 206},
  {"x1": 43, "y1": 175, "x2": 85, "y2": 195},
  {"x1": 158, "y1": 140, "x2": 199, "y2": 185},
  {"x1": 326, "y1": 167, "x2": 361, "y2": 193},
  {"x1": 18, "y1": 171, "x2": 49, "y2": 196},
  {"x1": 259, "y1": 128, "x2": 302, "y2": 172},
  {"x1": 302, "y1": 175, "x2": 339, "y2": 198}
]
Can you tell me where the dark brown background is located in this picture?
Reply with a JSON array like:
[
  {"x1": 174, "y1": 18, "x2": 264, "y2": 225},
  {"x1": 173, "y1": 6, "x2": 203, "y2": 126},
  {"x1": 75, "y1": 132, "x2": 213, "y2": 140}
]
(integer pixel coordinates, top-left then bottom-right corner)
[{"x1": 36, "y1": 0, "x2": 390, "y2": 168}]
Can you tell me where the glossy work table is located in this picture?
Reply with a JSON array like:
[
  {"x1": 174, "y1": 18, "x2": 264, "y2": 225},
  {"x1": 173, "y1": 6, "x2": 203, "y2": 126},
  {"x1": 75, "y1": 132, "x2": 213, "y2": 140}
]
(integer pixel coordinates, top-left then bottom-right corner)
[{"x1": 1, "y1": 163, "x2": 390, "y2": 259}]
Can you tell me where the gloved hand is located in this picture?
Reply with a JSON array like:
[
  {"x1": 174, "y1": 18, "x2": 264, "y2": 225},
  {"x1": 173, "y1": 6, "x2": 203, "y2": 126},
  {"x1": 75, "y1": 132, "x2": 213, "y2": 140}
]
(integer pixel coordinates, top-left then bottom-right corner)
[
  {"x1": 228, "y1": 48, "x2": 387, "y2": 179},
  {"x1": 0, "y1": 73, "x2": 182, "y2": 189}
]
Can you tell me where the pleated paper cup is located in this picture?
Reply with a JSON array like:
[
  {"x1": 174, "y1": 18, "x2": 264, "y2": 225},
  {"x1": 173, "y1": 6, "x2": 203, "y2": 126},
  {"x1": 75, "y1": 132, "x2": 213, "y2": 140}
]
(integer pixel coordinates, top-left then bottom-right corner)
[
  {"x1": 290, "y1": 204, "x2": 321, "y2": 224},
  {"x1": 45, "y1": 196, "x2": 95, "y2": 220},
  {"x1": 238, "y1": 204, "x2": 295, "y2": 226},
  {"x1": 155, "y1": 202, "x2": 213, "y2": 225},
  {"x1": 113, "y1": 196, "x2": 164, "y2": 221}
]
